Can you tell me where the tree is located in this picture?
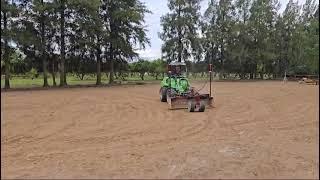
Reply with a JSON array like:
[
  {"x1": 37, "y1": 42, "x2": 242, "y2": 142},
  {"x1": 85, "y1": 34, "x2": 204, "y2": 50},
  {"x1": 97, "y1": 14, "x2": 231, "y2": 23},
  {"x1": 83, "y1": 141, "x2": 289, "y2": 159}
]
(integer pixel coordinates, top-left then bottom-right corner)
[
  {"x1": 45, "y1": 5, "x2": 59, "y2": 86},
  {"x1": 39, "y1": 0, "x2": 49, "y2": 86},
  {"x1": 248, "y1": 0, "x2": 279, "y2": 79},
  {"x1": 202, "y1": 0, "x2": 236, "y2": 78},
  {"x1": 300, "y1": 0, "x2": 319, "y2": 74},
  {"x1": 9, "y1": 49, "x2": 27, "y2": 74},
  {"x1": 159, "y1": 0, "x2": 202, "y2": 63},
  {"x1": 1, "y1": 0, "x2": 19, "y2": 89},
  {"x1": 66, "y1": 0, "x2": 102, "y2": 84},
  {"x1": 130, "y1": 60, "x2": 150, "y2": 80},
  {"x1": 58, "y1": 0, "x2": 66, "y2": 86},
  {"x1": 149, "y1": 58, "x2": 166, "y2": 79},
  {"x1": 284, "y1": 0, "x2": 319, "y2": 75},
  {"x1": 230, "y1": 0, "x2": 251, "y2": 78},
  {"x1": 100, "y1": 0, "x2": 150, "y2": 84},
  {"x1": 202, "y1": 0, "x2": 220, "y2": 73},
  {"x1": 274, "y1": 0, "x2": 300, "y2": 77},
  {"x1": 92, "y1": 0, "x2": 106, "y2": 85},
  {"x1": 16, "y1": 0, "x2": 53, "y2": 87}
]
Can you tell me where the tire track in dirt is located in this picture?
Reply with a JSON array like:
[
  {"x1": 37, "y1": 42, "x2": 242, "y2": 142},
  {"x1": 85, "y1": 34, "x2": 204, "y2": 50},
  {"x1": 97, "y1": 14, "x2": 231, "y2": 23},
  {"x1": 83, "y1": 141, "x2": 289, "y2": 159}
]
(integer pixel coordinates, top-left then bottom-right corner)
[
  {"x1": 31, "y1": 112, "x2": 212, "y2": 159},
  {"x1": 213, "y1": 95, "x2": 272, "y2": 130},
  {"x1": 4, "y1": 86, "x2": 214, "y2": 159},
  {"x1": 3, "y1": 98, "x2": 103, "y2": 151},
  {"x1": 18, "y1": 115, "x2": 213, "y2": 160},
  {"x1": 2, "y1": 82, "x2": 318, "y2": 179},
  {"x1": 2, "y1": 97, "x2": 75, "y2": 143}
]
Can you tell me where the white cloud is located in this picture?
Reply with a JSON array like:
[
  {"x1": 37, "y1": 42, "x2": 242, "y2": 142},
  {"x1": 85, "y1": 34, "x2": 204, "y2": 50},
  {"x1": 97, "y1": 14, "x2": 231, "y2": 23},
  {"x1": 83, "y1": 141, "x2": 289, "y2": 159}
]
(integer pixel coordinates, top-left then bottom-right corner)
[{"x1": 136, "y1": 48, "x2": 161, "y2": 60}]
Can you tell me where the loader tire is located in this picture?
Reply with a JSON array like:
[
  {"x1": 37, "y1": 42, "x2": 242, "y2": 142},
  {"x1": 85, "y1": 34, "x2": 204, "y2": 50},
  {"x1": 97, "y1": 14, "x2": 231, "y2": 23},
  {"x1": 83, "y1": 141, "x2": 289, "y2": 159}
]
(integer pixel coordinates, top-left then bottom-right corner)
[
  {"x1": 160, "y1": 87, "x2": 167, "y2": 102},
  {"x1": 199, "y1": 101, "x2": 206, "y2": 112},
  {"x1": 188, "y1": 100, "x2": 195, "y2": 112}
]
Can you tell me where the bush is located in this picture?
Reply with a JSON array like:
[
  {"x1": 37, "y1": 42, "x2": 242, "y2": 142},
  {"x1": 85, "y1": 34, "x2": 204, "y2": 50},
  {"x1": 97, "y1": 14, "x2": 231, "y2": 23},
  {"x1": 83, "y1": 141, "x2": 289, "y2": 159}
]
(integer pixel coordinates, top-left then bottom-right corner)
[{"x1": 27, "y1": 68, "x2": 38, "y2": 79}]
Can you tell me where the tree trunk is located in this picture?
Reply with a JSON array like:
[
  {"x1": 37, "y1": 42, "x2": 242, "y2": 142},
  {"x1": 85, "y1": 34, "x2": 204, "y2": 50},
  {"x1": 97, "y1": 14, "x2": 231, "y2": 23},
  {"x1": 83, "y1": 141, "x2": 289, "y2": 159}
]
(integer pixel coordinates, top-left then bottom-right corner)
[
  {"x1": 81, "y1": 73, "x2": 85, "y2": 80},
  {"x1": 221, "y1": 58, "x2": 225, "y2": 78},
  {"x1": 260, "y1": 72, "x2": 264, "y2": 79},
  {"x1": 96, "y1": 58, "x2": 101, "y2": 85},
  {"x1": 140, "y1": 73, "x2": 144, "y2": 80},
  {"x1": 177, "y1": 4, "x2": 182, "y2": 62},
  {"x1": 109, "y1": 15, "x2": 116, "y2": 84},
  {"x1": 59, "y1": 0, "x2": 66, "y2": 86},
  {"x1": 96, "y1": 44, "x2": 102, "y2": 85},
  {"x1": 114, "y1": 71, "x2": 118, "y2": 79},
  {"x1": 250, "y1": 73, "x2": 254, "y2": 79},
  {"x1": 40, "y1": 0, "x2": 48, "y2": 87},
  {"x1": 52, "y1": 58, "x2": 56, "y2": 86},
  {"x1": 3, "y1": 6, "x2": 10, "y2": 89},
  {"x1": 64, "y1": 66, "x2": 67, "y2": 84},
  {"x1": 109, "y1": 58, "x2": 114, "y2": 84}
]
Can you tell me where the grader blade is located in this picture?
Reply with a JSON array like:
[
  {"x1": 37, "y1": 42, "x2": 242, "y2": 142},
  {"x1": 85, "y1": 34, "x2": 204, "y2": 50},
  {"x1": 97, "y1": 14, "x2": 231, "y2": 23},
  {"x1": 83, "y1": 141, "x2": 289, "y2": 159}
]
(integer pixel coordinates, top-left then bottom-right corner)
[
  {"x1": 168, "y1": 94, "x2": 213, "y2": 111},
  {"x1": 168, "y1": 97, "x2": 188, "y2": 110}
]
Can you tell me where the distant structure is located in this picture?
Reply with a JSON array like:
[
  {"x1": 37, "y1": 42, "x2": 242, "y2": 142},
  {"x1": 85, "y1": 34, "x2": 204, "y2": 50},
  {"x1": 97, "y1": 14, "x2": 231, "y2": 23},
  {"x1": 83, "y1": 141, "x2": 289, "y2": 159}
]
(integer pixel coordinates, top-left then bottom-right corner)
[{"x1": 283, "y1": 71, "x2": 288, "y2": 83}]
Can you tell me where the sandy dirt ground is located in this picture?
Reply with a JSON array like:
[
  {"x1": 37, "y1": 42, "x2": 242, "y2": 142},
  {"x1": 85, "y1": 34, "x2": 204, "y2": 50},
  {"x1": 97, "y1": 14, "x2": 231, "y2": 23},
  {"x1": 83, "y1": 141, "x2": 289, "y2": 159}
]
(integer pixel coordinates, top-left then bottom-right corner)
[{"x1": 1, "y1": 81, "x2": 319, "y2": 179}]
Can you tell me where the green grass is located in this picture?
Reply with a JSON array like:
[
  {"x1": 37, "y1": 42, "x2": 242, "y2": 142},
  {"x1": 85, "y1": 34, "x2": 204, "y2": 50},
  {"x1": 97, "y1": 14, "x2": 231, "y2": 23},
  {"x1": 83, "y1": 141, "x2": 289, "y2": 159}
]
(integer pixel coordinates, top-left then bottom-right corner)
[
  {"x1": 1, "y1": 73, "x2": 217, "y2": 89},
  {"x1": 1, "y1": 76, "x2": 95, "y2": 88},
  {"x1": 1, "y1": 74, "x2": 160, "y2": 89}
]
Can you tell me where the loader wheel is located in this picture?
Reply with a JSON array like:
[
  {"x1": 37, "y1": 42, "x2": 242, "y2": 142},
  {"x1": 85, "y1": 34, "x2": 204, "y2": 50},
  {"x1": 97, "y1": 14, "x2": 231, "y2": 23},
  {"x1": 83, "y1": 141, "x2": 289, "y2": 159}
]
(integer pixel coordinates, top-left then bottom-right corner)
[
  {"x1": 188, "y1": 100, "x2": 195, "y2": 112},
  {"x1": 160, "y1": 87, "x2": 167, "y2": 102},
  {"x1": 199, "y1": 101, "x2": 206, "y2": 112},
  {"x1": 167, "y1": 89, "x2": 177, "y2": 102}
]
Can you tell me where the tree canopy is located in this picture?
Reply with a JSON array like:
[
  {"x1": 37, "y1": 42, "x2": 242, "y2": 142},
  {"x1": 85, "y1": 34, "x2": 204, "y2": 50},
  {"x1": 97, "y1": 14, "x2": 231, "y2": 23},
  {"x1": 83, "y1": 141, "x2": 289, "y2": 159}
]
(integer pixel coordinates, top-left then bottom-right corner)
[{"x1": 1, "y1": 0, "x2": 319, "y2": 89}]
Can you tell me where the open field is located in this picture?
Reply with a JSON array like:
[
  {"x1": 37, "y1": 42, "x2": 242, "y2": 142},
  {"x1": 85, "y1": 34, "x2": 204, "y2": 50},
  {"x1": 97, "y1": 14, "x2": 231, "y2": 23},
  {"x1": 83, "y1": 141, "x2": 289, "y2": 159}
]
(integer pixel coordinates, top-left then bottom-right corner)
[
  {"x1": 0, "y1": 74, "x2": 156, "y2": 89},
  {"x1": 1, "y1": 81, "x2": 319, "y2": 179},
  {"x1": 1, "y1": 73, "x2": 213, "y2": 89}
]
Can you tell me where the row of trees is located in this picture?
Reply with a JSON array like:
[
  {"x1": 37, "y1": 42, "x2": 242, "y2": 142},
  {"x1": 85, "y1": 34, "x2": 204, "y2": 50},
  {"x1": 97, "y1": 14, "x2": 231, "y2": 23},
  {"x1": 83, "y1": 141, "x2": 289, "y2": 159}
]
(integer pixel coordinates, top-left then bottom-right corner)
[
  {"x1": 160, "y1": 0, "x2": 319, "y2": 79},
  {"x1": 1, "y1": 0, "x2": 319, "y2": 89},
  {"x1": 1, "y1": 0, "x2": 150, "y2": 89}
]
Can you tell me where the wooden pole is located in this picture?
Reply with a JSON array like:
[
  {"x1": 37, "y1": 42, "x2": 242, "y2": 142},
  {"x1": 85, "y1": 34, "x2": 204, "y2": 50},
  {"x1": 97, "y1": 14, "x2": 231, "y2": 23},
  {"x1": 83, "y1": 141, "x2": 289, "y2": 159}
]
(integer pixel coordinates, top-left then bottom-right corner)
[{"x1": 209, "y1": 64, "x2": 212, "y2": 97}]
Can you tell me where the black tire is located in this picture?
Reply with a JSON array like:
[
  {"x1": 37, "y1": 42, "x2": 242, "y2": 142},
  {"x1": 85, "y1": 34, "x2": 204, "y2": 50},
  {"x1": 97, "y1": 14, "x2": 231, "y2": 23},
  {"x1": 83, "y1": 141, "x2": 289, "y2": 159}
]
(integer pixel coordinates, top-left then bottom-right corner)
[
  {"x1": 166, "y1": 88, "x2": 177, "y2": 102},
  {"x1": 199, "y1": 101, "x2": 206, "y2": 112},
  {"x1": 188, "y1": 100, "x2": 195, "y2": 112},
  {"x1": 160, "y1": 87, "x2": 167, "y2": 102}
]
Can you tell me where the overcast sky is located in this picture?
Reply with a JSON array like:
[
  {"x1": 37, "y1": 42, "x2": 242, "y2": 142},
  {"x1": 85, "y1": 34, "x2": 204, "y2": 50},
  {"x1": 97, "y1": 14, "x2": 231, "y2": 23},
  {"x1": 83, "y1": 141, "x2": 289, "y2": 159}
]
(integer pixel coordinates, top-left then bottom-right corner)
[{"x1": 136, "y1": 0, "x2": 307, "y2": 60}]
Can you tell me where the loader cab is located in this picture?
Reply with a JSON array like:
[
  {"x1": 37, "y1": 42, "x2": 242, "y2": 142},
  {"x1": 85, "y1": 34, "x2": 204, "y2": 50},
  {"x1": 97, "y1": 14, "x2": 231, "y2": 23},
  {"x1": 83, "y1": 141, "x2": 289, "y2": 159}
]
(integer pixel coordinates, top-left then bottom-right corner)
[{"x1": 168, "y1": 61, "x2": 187, "y2": 77}]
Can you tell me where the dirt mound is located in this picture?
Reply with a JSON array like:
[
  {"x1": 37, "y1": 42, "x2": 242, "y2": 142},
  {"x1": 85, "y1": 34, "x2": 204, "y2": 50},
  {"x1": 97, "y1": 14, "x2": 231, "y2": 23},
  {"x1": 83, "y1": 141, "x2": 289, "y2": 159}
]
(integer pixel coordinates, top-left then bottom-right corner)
[{"x1": 1, "y1": 81, "x2": 319, "y2": 179}]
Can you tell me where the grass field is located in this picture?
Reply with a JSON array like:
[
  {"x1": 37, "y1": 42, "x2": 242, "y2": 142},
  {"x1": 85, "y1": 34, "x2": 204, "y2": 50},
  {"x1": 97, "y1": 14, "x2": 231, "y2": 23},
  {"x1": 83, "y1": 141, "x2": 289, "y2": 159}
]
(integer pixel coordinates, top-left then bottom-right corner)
[
  {"x1": 0, "y1": 74, "x2": 154, "y2": 88},
  {"x1": 1, "y1": 73, "x2": 211, "y2": 89}
]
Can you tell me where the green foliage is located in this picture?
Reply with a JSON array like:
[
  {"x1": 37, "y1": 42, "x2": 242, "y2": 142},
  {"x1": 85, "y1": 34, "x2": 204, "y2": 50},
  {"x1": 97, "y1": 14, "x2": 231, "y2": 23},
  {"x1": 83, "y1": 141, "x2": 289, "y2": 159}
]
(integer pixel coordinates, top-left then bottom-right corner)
[
  {"x1": 1, "y1": 0, "x2": 319, "y2": 89},
  {"x1": 159, "y1": 0, "x2": 203, "y2": 62},
  {"x1": 27, "y1": 68, "x2": 38, "y2": 79},
  {"x1": 98, "y1": 0, "x2": 151, "y2": 83},
  {"x1": 149, "y1": 59, "x2": 166, "y2": 79},
  {"x1": 201, "y1": 0, "x2": 319, "y2": 78},
  {"x1": 9, "y1": 50, "x2": 28, "y2": 74},
  {"x1": 130, "y1": 59, "x2": 151, "y2": 80},
  {"x1": 202, "y1": 0, "x2": 237, "y2": 75},
  {"x1": 1, "y1": 0, "x2": 151, "y2": 88}
]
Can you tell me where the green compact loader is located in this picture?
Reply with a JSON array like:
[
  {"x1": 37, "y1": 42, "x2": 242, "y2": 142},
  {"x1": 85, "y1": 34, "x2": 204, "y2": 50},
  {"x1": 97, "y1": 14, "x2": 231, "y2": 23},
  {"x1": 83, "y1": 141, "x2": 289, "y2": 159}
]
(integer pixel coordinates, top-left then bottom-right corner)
[{"x1": 159, "y1": 61, "x2": 214, "y2": 112}]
